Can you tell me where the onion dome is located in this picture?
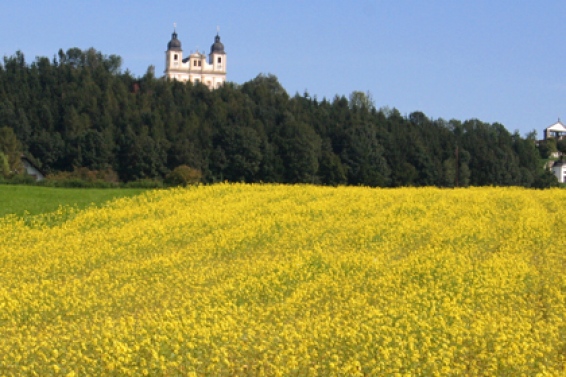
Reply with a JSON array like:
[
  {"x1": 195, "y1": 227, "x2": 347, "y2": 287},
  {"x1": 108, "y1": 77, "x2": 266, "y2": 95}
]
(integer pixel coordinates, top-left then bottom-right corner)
[
  {"x1": 210, "y1": 34, "x2": 225, "y2": 54},
  {"x1": 167, "y1": 31, "x2": 182, "y2": 51}
]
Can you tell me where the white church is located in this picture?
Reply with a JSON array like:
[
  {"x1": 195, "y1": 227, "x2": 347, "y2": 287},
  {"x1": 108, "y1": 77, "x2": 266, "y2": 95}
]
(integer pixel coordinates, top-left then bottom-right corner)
[{"x1": 164, "y1": 26, "x2": 226, "y2": 89}]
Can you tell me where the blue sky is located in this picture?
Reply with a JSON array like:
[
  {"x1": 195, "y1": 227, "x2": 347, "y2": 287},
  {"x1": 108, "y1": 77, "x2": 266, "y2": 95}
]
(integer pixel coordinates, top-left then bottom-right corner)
[{"x1": 1, "y1": 1, "x2": 566, "y2": 136}]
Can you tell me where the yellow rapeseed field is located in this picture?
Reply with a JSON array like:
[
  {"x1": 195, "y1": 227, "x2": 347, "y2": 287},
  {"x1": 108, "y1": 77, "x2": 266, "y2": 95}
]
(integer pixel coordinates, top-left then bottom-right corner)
[{"x1": 1, "y1": 184, "x2": 565, "y2": 376}]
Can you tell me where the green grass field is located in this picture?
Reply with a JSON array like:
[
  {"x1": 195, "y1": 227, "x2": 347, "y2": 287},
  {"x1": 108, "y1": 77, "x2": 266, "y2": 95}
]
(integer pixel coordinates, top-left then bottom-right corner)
[{"x1": 0, "y1": 184, "x2": 146, "y2": 217}]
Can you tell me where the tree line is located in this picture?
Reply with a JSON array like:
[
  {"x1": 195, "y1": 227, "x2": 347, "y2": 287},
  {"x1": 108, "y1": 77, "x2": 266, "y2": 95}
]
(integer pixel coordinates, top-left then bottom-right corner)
[{"x1": 0, "y1": 48, "x2": 557, "y2": 187}]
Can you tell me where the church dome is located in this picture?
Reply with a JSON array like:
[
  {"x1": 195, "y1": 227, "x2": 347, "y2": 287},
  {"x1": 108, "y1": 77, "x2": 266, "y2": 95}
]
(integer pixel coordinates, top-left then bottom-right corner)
[
  {"x1": 168, "y1": 31, "x2": 182, "y2": 51},
  {"x1": 210, "y1": 34, "x2": 225, "y2": 54}
]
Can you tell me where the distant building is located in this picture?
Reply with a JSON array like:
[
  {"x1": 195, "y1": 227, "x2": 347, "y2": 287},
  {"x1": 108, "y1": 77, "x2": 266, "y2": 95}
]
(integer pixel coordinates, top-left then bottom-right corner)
[
  {"x1": 539, "y1": 119, "x2": 566, "y2": 159},
  {"x1": 164, "y1": 26, "x2": 226, "y2": 89},
  {"x1": 543, "y1": 119, "x2": 566, "y2": 140},
  {"x1": 21, "y1": 156, "x2": 44, "y2": 181},
  {"x1": 551, "y1": 160, "x2": 566, "y2": 183}
]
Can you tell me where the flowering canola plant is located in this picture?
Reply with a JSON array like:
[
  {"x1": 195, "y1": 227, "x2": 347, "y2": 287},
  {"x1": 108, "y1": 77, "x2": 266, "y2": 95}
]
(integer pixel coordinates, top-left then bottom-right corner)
[{"x1": 0, "y1": 184, "x2": 565, "y2": 376}]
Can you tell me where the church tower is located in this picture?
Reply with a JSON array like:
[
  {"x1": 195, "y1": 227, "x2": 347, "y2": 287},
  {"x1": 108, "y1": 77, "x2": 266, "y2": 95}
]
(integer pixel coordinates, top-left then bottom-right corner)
[
  {"x1": 165, "y1": 27, "x2": 190, "y2": 82},
  {"x1": 209, "y1": 33, "x2": 226, "y2": 74},
  {"x1": 164, "y1": 26, "x2": 226, "y2": 88}
]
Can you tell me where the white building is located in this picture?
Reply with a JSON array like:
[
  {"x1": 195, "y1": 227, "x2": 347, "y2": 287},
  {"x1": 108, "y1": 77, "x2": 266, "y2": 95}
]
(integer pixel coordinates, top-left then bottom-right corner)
[
  {"x1": 164, "y1": 27, "x2": 226, "y2": 89},
  {"x1": 543, "y1": 119, "x2": 566, "y2": 140},
  {"x1": 551, "y1": 160, "x2": 566, "y2": 183},
  {"x1": 21, "y1": 156, "x2": 44, "y2": 181}
]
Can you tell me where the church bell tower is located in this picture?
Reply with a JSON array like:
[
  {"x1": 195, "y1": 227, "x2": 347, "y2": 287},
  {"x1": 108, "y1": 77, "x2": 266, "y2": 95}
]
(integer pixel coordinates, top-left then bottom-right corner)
[{"x1": 165, "y1": 25, "x2": 184, "y2": 78}]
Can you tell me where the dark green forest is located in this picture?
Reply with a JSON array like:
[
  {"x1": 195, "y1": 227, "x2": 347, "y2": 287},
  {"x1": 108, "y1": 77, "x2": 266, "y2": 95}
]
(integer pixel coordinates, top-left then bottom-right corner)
[{"x1": 0, "y1": 48, "x2": 557, "y2": 187}]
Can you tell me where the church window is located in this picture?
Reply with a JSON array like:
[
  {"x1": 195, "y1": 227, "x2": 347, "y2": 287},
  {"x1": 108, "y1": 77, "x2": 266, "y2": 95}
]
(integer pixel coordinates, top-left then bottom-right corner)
[
  {"x1": 217, "y1": 57, "x2": 222, "y2": 63},
  {"x1": 193, "y1": 60, "x2": 197, "y2": 67},
  {"x1": 174, "y1": 54, "x2": 178, "y2": 61},
  {"x1": 198, "y1": 60, "x2": 202, "y2": 67}
]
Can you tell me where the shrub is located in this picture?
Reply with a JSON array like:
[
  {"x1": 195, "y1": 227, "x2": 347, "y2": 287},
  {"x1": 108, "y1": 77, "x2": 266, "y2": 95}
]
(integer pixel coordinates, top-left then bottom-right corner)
[
  {"x1": 46, "y1": 167, "x2": 119, "y2": 183},
  {"x1": 7, "y1": 173, "x2": 37, "y2": 185},
  {"x1": 165, "y1": 165, "x2": 202, "y2": 187},
  {"x1": 43, "y1": 167, "x2": 120, "y2": 188}
]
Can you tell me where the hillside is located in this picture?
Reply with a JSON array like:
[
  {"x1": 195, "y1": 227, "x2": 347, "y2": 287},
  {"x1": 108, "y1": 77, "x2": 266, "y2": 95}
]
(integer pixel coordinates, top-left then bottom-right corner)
[{"x1": 0, "y1": 48, "x2": 555, "y2": 187}]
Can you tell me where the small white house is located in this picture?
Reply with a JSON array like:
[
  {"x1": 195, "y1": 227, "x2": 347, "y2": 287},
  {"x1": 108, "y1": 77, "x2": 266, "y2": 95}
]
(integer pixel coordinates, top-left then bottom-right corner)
[
  {"x1": 21, "y1": 156, "x2": 44, "y2": 181},
  {"x1": 544, "y1": 120, "x2": 566, "y2": 140},
  {"x1": 551, "y1": 160, "x2": 566, "y2": 183}
]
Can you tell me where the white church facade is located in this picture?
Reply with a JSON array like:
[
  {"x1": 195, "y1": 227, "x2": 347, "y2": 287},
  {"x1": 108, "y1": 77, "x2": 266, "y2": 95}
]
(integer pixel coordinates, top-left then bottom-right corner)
[{"x1": 164, "y1": 27, "x2": 226, "y2": 89}]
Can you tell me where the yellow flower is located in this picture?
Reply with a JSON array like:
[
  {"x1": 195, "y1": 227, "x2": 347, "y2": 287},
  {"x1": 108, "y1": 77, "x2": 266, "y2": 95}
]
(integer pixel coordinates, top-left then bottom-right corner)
[{"x1": 0, "y1": 185, "x2": 564, "y2": 375}]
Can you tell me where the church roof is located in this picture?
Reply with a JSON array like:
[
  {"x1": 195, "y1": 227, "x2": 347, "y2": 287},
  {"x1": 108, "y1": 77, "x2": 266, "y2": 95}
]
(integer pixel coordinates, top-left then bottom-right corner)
[
  {"x1": 210, "y1": 34, "x2": 225, "y2": 55},
  {"x1": 167, "y1": 31, "x2": 182, "y2": 51}
]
